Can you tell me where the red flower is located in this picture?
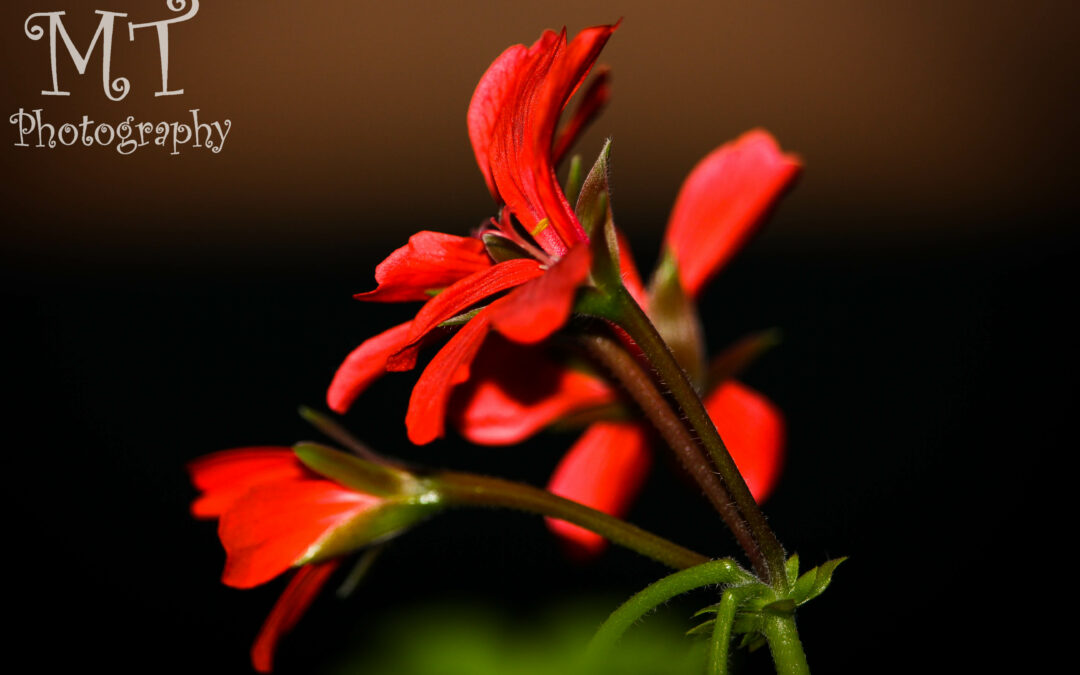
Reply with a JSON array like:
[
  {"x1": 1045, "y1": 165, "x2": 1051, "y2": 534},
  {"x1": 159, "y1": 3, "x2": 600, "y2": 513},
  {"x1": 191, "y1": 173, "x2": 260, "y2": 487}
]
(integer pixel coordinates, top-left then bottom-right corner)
[
  {"x1": 327, "y1": 25, "x2": 619, "y2": 445},
  {"x1": 188, "y1": 447, "x2": 435, "y2": 672},
  {"x1": 453, "y1": 130, "x2": 800, "y2": 556}
]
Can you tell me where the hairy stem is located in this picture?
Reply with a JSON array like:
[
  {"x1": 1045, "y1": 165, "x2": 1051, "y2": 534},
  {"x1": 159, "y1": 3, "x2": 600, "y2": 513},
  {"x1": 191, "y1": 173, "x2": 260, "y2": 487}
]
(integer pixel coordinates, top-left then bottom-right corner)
[
  {"x1": 435, "y1": 471, "x2": 709, "y2": 571},
  {"x1": 763, "y1": 612, "x2": 810, "y2": 675},
  {"x1": 587, "y1": 559, "x2": 755, "y2": 656},
  {"x1": 577, "y1": 331, "x2": 764, "y2": 578},
  {"x1": 609, "y1": 286, "x2": 788, "y2": 588}
]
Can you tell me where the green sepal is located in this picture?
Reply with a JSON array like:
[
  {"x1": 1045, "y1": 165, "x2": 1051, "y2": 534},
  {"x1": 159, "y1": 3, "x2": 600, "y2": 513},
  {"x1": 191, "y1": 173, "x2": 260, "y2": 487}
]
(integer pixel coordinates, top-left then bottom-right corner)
[
  {"x1": 482, "y1": 232, "x2": 530, "y2": 262},
  {"x1": 298, "y1": 406, "x2": 384, "y2": 462},
  {"x1": 295, "y1": 496, "x2": 441, "y2": 566},
  {"x1": 789, "y1": 557, "x2": 847, "y2": 606},
  {"x1": 706, "y1": 329, "x2": 782, "y2": 391},
  {"x1": 575, "y1": 140, "x2": 612, "y2": 238},
  {"x1": 785, "y1": 554, "x2": 800, "y2": 586},
  {"x1": 439, "y1": 307, "x2": 484, "y2": 328},
  {"x1": 565, "y1": 154, "x2": 584, "y2": 205},
  {"x1": 293, "y1": 442, "x2": 418, "y2": 497},
  {"x1": 647, "y1": 248, "x2": 707, "y2": 387},
  {"x1": 336, "y1": 544, "x2": 385, "y2": 599}
]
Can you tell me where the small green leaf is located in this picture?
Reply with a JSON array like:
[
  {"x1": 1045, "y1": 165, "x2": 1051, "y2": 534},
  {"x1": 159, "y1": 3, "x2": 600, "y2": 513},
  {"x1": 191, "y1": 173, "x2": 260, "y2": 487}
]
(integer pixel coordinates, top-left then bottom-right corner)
[
  {"x1": 790, "y1": 556, "x2": 847, "y2": 606},
  {"x1": 565, "y1": 154, "x2": 584, "y2": 205},
  {"x1": 647, "y1": 249, "x2": 706, "y2": 387},
  {"x1": 692, "y1": 604, "x2": 721, "y2": 618},
  {"x1": 785, "y1": 554, "x2": 800, "y2": 585},
  {"x1": 685, "y1": 619, "x2": 715, "y2": 637},
  {"x1": 763, "y1": 599, "x2": 796, "y2": 615},
  {"x1": 482, "y1": 233, "x2": 530, "y2": 262}
]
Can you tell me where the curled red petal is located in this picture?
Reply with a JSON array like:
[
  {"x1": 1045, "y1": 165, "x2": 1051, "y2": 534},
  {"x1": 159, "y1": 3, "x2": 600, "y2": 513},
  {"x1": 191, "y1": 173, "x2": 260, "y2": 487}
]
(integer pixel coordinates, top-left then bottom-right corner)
[
  {"x1": 188, "y1": 448, "x2": 307, "y2": 519},
  {"x1": 488, "y1": 243, "x2": 591, "y2": 343},
  {"x1": 326, "y1": 321, "x2": 414, "y2": 414},
  {"x1": 387, "y1": 258, "x2": 543, "y2": 371},
  {"x1": 664, "y1": 130, "x2": 801, "y2": 298},
  {"x1": 703, "y1": 380, "x2": 785, "y2": 502},
  {"x1": 450, "y1": 337, "x2": 615, "y2": 445},
  {"x1": 405, "y1": 306, "x2": 495, "y2": 445},
  {"x1": 251, "y1": 559, "x2": 341, "y2": 673},
  {"x1": 545, "y1": 422, "x2": 652, "y2": 558},
  {"x1": 354, "y1": 231, "x2": 491, "y2": 303},
  {"x1": 469, "y1": 43, "x2": 531, "y2": 200},
  {"x1": 487, "y1": 25, "x2": 617, "y2": 256},
  {"x1": 219, "y1": 479, "x2": 381, "y2": 589}
]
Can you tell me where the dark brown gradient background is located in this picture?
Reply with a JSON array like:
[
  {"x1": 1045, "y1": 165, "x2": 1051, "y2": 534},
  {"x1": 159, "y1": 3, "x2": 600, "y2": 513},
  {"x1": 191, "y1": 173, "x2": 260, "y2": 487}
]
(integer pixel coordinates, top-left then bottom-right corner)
[
  {"x1": 2, "y1": 0, "x2": 1075, "y2": 265},
  {"x1": 3, "y1": 2, "x2": 1074, "y2": 673}
]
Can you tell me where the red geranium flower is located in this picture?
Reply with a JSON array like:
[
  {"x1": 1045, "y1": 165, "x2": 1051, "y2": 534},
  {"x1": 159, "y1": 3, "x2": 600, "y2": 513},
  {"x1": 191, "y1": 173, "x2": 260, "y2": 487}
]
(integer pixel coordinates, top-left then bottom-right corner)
[
  {"x1": 189, "y1": 446, "x2": 435, "y2": 672},
  {"x1": 327, "y1": 24, "x2": 619, "y2": 445},
  {"x1": 452, "y1": 130, "x2": 801, "y2": 556}
]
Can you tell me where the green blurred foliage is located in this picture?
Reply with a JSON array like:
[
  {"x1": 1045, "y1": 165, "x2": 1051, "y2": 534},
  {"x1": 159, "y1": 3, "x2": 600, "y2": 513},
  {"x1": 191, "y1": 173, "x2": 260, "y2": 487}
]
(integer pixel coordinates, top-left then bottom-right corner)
[{"x1": 325, "y1": 600, "x2": 708, "y2": 675}]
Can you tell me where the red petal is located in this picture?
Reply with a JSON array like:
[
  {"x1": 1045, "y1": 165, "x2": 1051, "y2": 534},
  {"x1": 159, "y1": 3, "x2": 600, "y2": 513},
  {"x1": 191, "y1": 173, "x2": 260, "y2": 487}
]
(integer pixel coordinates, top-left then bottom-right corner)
[
  {"x1": 469, "y1": 43, "x2": 531, "y2": 200},
  {"x1": 188, "y1": 448, "x2": 307, "y2": 519},
  {"x1": 405, "y1": 306, "x2": 495, "y2": 445},
  {"x1": 664, "y1": 130, "x2": 801, "y2": 298},
  {"x1": 488, "y1": 243, "x2": 591, "y2": 343},
  {"x1": 487, "y1": 25, "x2": 617, "y2": 256},
  {"x1": 704, "y1": 381, "x2": 785, "y2": 502},
  {"x1": 387, "y1": 258, "x2": 543, "y2": 371},
  {"x1": 451, "y1": 337, "x2": 615, "y2": 445},
  {"x1": 354, "y1": 231, "x2": 491, "y2": 303},
  {"x1": 545, "y1": 422, "x2": 652, "y2": 558},
  {"x1": 552, "y1": 66, "x2": 611, "y2": 165},
  {"x1": 326, "y1": 321, "x2": 414, "y2": 414},
  {"x1": 251, "y1": 560, "x2": 341, "y2": 673},
  {"x1": 219, "y1": 479, "x2": 380, "y2": 588}
]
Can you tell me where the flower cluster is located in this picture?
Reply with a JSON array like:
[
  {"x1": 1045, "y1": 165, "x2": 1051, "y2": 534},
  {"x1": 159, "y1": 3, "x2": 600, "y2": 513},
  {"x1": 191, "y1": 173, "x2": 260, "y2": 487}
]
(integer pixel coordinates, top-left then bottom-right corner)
[{"x1": 189, "y1": 21, "x2": 800, "y2": 671}]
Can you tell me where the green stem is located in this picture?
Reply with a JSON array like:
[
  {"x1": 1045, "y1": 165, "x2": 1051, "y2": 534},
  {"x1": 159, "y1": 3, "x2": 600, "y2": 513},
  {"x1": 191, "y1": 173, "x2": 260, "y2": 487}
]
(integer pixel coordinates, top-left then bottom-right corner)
[
  {"x1": 587, "y1": 560, "x2": 755, "y2": 656},
  {"x1": 435, "y1": 471, "x2": 709, "y2": 571},
  {"x1": 708, "y1": 585, "x2": 761, "y2": 675},
  {"x1": 609, "y1": 286, "x2": 788, "y2": 589},
  {"x1": 763, "y1": 612, "x2": 810, "y2": 675}
]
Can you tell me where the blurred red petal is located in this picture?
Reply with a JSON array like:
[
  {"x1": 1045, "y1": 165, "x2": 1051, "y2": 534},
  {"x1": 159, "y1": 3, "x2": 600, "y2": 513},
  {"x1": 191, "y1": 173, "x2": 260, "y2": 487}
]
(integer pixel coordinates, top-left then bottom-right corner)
[
  {"x1": 354, "y1": 231, "x2": 491, "y2": 303},
  {"x1": 703, "y1": 381, "x2": 785, "y2": 502},
  {"x1": 250, "y1": 560, "x2": 341, "y2": 673},
  {"x1": 405, "y1": 306, "x2": 495, "y2": 445},
  {"x1": 326, "y1": 321, "x2": 414, "y2": 414},
  {"x1": 545, "y1": 422, "x2": 652, "y2": 558},
  {"x1": 387, "y1": 258, "x2": 543, "y2": 371},
  {"x1": 665, "y1": 130, "x2": 801, "y2": 298},
  {"x1": 616, "y1": 228, "x2": 649, "y2": 309},
  {"x1": 219, "y1": 479, "x2": 380, "y2": 588},
  {"x1": 188, "y1": 448, "x2": 306, "y2": 519},
  {"x1": 452, "y1": 338, "x2": 615, "y2": 445},
  {"x1": 488, "y1": 243, "x2": 591, "y2": 343}
]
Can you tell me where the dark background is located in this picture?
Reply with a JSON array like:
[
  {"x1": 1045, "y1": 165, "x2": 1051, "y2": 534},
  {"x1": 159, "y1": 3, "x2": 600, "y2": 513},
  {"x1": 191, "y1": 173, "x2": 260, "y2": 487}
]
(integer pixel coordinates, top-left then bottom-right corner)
[{"x1": 3, "y1": 1, "x2": 1075, "y2": 672}]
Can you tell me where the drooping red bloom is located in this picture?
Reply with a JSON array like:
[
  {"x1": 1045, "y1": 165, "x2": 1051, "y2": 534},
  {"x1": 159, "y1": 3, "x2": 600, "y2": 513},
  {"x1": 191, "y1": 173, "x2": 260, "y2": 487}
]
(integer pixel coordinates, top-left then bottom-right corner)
[
  {"x1": 453, "y1": 130, "x2": 800, "y2": 556},
  {"x1": 189, "y1": 448, "x2": 391, "y2": 672},
  {"x1": 328, "y1": 25, "x2": 619, "y2": 444}
]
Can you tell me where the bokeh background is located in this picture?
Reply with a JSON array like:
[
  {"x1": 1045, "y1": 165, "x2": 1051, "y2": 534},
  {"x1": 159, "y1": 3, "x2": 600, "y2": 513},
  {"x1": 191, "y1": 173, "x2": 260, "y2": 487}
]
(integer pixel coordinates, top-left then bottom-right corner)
[{"x1": 3, "y1": 1, "x2": 1074, "y2": 672}]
